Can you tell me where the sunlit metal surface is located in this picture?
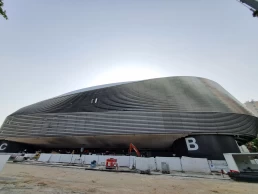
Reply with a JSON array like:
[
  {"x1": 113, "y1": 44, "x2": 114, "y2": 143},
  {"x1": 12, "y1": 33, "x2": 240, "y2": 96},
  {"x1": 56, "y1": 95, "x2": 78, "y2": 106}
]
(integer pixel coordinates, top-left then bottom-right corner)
[{"x1": 1, "y1": 76, "x2": 257, "y2": 148}]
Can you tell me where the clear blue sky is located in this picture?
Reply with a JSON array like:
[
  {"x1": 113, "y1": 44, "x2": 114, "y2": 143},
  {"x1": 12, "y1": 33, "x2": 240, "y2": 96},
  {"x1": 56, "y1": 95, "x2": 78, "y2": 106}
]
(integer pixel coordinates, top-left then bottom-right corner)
[{"x1": 0, "y1": 0, "x2": 258, "y2": 124}]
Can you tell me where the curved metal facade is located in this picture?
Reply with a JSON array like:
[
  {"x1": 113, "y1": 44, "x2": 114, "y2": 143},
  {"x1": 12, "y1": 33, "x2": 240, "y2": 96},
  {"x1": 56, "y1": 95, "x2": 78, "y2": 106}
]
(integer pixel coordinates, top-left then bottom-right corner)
[{"x1": 0, "y1": 76, "x2": 257, "y2": 148}]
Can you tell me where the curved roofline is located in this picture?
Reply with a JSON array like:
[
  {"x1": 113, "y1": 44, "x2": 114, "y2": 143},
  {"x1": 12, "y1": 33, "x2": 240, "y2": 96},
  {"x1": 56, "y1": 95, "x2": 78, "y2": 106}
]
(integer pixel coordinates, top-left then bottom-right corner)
[
  {"x1": 56, "y1": 76, "x2": 219, "y2": 98},
  {"x1": 56, "y1": 81, "x2": 133, "y2": 98}
]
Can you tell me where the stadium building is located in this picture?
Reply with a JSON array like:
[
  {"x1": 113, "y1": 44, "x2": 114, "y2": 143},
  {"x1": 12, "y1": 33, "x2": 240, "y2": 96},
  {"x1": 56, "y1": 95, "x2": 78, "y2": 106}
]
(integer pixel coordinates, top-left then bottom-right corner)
[{"x1": 0, "y1": 76, "x2": 257, "y2": 159}]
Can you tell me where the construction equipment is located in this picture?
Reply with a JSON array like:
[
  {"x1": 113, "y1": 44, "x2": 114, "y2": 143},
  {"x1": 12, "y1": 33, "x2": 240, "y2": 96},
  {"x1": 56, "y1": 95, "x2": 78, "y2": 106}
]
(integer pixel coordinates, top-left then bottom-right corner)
[
  {"x1": 91, "y1": 160, "x2": 97, "y2": 168},
  {"x1": 13, "y1": 156, "x2": 25, "y2": 162},
  {"x1": 128, "y1": 143, "x2": 141, "y2": 157},
  {"x1": 105, "y1": 158, "x2": 118, "y2": 169},
  {"x1": 34, "y1": 151, "x2": 41, "y2": 160}
]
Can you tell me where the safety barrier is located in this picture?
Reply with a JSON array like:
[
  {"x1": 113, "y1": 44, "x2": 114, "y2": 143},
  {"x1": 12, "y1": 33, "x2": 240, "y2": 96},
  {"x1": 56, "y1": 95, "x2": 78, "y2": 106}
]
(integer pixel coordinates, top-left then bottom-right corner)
[
  {"x1": 37, "y1": 153, "x2": 230, "y2": 174},
  {"x1": 156, "y1": 157, "x2": 182, "y2": 171},
  {"x1": 181, "y1": 156, "x2": 211, "y2": 174},
  {"x1": 208, "y1": 160, "x2": 229, "y2": 172},
  {"x1": 135, "y1": 157, "x2": 156, "y2": 171},
  {"x1": 38, "y1": 154, "x2": 136, "y2": 167},
  {"x1": 0, "y1": 155, "x2": 11, "y2": 172},
  {"x1": 38, "y1": 154, "x2": 52, "y2": 162}
]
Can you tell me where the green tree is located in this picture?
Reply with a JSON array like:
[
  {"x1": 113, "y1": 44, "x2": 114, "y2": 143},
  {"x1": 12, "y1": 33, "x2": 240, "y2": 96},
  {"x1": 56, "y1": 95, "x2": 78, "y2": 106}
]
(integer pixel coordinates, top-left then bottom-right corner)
[
  {"x1": 246, "y1": 138, "x2": 258, "y2": 152},
  {"x1": 0, "y1": 0, "x2": 8, "y2": 20}
]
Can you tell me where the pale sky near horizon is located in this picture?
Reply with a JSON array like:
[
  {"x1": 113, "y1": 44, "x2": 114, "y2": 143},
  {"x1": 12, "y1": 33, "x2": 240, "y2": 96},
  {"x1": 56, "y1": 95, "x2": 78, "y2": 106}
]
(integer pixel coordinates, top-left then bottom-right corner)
[{"x1": 0, "y1": 0, "x2": 258, "y2": 125}]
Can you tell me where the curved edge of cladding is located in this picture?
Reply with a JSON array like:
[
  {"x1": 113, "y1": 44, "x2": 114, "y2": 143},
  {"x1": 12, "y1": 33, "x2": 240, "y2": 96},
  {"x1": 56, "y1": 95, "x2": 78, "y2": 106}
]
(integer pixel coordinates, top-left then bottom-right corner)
[{"x1": 10, "y1": 76, "x2": 252, "y2": 116}]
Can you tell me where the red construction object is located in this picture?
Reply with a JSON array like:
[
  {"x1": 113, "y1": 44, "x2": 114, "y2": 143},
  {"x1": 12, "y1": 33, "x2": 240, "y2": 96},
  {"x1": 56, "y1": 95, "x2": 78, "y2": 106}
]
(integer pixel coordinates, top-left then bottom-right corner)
[
  {"x1": 106, "y1": 158, "x2": 117, "y2": 169},
  {"x1": 129, "y1": 143, "x2": 141, "y2": 157}
]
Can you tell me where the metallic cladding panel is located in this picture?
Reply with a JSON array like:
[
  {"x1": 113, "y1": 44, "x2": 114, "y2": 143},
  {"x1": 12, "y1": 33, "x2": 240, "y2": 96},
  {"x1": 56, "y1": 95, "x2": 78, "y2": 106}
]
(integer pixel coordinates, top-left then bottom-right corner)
[
  {"x1": 1, "y1": 111, "x2": 257, "y2": 137},
  {"x1": 1, "y1": 76, "x2": 257, "y2": 147},
  {"x1": 10, "y1": 77, "x2": 251, "y2": 115}
]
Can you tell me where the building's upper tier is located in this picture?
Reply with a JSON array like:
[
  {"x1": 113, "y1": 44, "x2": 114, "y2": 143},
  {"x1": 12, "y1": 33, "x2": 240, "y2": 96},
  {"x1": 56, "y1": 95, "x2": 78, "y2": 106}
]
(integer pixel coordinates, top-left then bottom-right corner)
[{"x1": 11, "y1": 76, "x2": 252, "y2": 116}]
